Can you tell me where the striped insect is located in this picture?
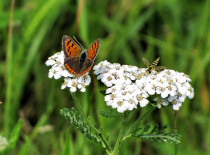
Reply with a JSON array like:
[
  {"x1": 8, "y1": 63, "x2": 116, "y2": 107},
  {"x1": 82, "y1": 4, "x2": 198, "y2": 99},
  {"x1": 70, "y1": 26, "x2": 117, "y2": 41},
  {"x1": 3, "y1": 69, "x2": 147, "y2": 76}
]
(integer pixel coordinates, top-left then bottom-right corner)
[{"x1": 142, "y1": 57, "x2": 166, "y2": 74}]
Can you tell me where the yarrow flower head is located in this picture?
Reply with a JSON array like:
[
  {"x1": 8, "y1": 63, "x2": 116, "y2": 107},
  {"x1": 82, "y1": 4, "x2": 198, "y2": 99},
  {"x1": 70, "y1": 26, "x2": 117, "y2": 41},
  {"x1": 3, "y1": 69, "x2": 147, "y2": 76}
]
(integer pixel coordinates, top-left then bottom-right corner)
[
  {"x1": 0, "y1": 136, "x2": 8, "y2": 151},
  {"x1": 94, "y1": 60, "x2": 194, "y2": 113},
  {"x1": 46, "y1": 51, "x2": 91, "y2": 92}
]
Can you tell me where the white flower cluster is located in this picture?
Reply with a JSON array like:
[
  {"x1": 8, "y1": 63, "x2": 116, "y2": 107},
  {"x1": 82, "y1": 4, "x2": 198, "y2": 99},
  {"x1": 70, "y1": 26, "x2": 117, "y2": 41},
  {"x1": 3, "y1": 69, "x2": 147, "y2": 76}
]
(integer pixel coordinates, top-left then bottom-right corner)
[
  {"x1": 0, "y1": 135, "x2": 8, "y2": 151},
  {"x1": 45, "y1": 51, "x2": 91, "y2": 92},
  {"x1": 94, "y1": 61, "x2": 194, "y2": 113}
]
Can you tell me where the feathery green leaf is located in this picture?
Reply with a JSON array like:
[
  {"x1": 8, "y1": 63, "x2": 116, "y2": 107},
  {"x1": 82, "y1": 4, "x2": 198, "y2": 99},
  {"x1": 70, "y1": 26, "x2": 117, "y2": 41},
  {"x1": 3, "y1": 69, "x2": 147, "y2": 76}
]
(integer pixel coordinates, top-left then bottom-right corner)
[
  {"x1": 60, "y1": 108, "x2": 107, "y2": 148},
  {"x1": 130, "y1": 124, "x2": 181, "y2": 144}
]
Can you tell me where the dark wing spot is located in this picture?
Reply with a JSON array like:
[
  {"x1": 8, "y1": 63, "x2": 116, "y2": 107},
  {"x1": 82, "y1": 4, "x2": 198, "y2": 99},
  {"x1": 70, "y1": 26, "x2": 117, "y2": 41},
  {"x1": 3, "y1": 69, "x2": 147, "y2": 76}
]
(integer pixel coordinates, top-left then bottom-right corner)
[
  {"x1": 67, "y1": 47, "x2": 71, "y2": 55},
  {"x1": 67, "y1": 39, "x2": 71, "y2": 46}
]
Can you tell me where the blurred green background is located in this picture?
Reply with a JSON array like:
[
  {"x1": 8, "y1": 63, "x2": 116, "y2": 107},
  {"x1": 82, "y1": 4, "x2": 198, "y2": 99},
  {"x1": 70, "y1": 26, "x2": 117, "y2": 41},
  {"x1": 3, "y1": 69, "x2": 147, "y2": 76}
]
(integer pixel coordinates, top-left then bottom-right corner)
[{"x1": 1, "y1": 0, "x2": 210, "y2": 154}]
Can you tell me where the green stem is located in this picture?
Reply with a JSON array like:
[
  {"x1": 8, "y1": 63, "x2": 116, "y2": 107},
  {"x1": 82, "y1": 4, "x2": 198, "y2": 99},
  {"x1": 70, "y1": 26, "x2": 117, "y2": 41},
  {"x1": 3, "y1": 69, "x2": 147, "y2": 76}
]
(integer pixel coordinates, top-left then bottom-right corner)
[
  {"x1": 5, "y1": 0, "x2": 15, "y2": 136},
  {"x1": 174, "y1": 111, "x2": 178, "y2": 155},
  {"x1": 175, "y1": 144, "x2": 178, "y2": 155},
  {"x1": 70, "y1": 92, "x2": 112, "y2": 154},
  {"x1": 112, "y1": 113, "x2": 128, "y2": 155}
]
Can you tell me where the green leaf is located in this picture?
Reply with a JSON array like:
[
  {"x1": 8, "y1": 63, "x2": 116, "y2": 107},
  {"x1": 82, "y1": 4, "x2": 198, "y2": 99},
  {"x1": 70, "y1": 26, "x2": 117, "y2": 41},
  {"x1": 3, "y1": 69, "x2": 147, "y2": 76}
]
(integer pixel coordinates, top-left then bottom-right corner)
[
  {"x1": 60, "y1": 108, "x2": 106, "y2": 148},
  {"x1": 130, "y1": 124, "x2": 181, "y2": 144},
  {"x1": 126, "y1": 106, "x2": 156, "y2": 135},
  {"x1": 99, "y1": 109, "x2": 123, "y2": 118}
]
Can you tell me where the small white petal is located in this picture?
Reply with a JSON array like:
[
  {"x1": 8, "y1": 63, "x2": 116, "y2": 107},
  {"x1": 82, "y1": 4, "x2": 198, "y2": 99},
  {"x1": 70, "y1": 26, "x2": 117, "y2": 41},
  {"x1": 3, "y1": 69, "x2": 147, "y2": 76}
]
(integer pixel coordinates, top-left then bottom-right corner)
[
  {"x1": 139, "y1": 98, "x2": 149, "y2": 107},
  {"x1": 80, "y1": 87, "x2": 86, "y2": 92},
  {"x1": 45, "y1": 59, "x2": 55, "y2": 66},
  {"x1": 54, "y1": 74, "x2": 62, "y2": 79},
  {"x1": 173, "y1": 103, "x2": 181, "y2": 110},
  {"x1": 161, "y1": 91, "x2": 169, "y2": 98},
  {"x1": 70, "y1": 87, "x2": 77, "y2": 92},
  {"x1": 105, "y1": 95, "x2": 111, "y2": 102},
  {"x1": 61, "y1": 83, "x2": 67, "y2": 89},
  {"x1": 48, "y1": 69, "x2": 54, "y2": 78}
]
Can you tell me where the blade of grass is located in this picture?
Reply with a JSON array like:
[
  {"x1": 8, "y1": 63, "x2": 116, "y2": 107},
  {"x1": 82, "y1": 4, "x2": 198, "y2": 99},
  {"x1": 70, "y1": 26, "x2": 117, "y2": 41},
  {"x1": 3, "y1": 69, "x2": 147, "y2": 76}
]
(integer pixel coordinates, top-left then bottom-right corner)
[
  {"x1": 16, "y1": 0, "x2": 67, "y2": 61},
  {"x1": 29, "y1": 80, "x2": 56, "y2": 140},
  {"x1": 4, "y1": 0, "x2": 15, "y2": 135},
  {"x1": 12, "y1": 6, "x2": 63, "y2": 121}
]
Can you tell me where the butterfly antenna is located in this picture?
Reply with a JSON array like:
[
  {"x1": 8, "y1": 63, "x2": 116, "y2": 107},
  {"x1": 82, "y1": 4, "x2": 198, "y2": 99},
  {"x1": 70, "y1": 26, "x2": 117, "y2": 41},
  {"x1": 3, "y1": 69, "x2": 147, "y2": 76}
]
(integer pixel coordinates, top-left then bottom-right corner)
[{"x1": 73, "y1": 36, "x2": 84, "y2": 49}]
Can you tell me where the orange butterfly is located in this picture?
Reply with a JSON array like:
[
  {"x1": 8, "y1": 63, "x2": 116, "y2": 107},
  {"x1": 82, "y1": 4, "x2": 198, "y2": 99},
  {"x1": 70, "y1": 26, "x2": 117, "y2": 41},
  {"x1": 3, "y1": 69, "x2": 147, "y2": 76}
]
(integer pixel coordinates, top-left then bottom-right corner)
[{"x1": 62, "y1": 35, "x2": 100, "y2": 78}]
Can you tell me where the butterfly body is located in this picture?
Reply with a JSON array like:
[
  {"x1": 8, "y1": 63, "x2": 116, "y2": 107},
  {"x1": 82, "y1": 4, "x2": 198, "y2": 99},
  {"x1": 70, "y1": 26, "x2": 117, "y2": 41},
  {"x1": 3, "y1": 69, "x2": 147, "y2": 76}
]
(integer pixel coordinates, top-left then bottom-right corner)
[{"x1": 62, "y1": 35, "x2": 100, "y2": 77}]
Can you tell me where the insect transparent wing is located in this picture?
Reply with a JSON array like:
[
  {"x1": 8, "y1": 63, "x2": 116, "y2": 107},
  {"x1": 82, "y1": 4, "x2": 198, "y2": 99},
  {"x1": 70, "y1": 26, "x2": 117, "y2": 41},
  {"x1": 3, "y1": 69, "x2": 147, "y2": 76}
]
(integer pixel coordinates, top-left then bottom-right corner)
[{"x1": 142, "y1": 58, "x2": 150, "y2": 68}]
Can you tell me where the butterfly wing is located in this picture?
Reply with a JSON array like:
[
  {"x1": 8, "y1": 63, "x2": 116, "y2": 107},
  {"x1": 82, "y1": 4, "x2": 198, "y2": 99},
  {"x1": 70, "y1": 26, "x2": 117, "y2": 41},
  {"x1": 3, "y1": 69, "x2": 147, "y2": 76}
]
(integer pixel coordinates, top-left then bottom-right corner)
[
  {"x1": 87, "y1": 38, "x2": 100, "y2": 60},
  {"x1": 77, "y1": 39, "x2": 100, "y2": 76},
  {"x1": 79, "y1": 59, "x2": 94, "y2": 76},
  {"x1": 62, "y1": 35, "x2": 82, "y2": 76},
  {"x1": 64, "y1": 57, "x2": 80, "y2": 76},
  {"x1": 62, "y1": 35, "x2": 82, "y2": 58}
]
